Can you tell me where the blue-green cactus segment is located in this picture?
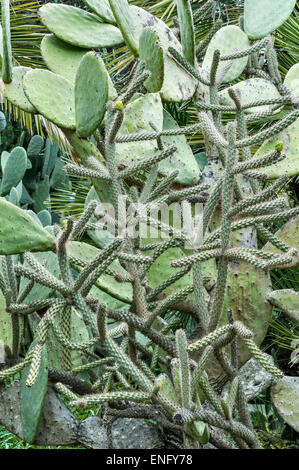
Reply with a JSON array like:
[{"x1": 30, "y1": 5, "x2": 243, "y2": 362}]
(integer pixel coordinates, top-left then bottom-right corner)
[
  {"x1": 21, "y1": 339, "x2": 48, "y2": 444},
  {"x1": 83, "y1": 0, "x2": 115, "y2": 24},
  {"x1": 160, "y1": 110, "x2": 199, "y2": 186},
  {"x1": 3, "y1": 66, "x2": 37, "y2": 113},
  {"x1": 20, "y1": 184, "x2": 33, "y2": 206},
  {"x1": 219, "y1": 78, "x2": 281, "y2": 114},
  {"x1": 41, "y1": 35, "x2": 117, "y2": 99},
  {"x1": 0, "y1": 150, "x2": 10, "y2": 173},
  {"x1": 37, "y1": 210, "x2": 52, "y2": 228},
  {"x1": 0, "y1": 147, "x2": 27, "y2": 196},
  {"x1": 130, "y1": 6, "x2": 197, "y2": 102},
  {"x1": 244, "y1": 0, "x2": 296, "y2": 40},
  {"x1": 32, "y1": 176, "x2": 50, "y2": 213},
  {"x1": 139, "y1": 28, "x2": 164, "y2": 93},
  {"x1": 202, "y1": 25, "x2": 250, "y2": 83},
  {"x1": 266, "y1": 289, "x2": 299, "y2": 322},
  {"x1": 284, "y1": 63, "x2": 299, "y2": 99},
  {"x1": 271, "y1": 376, "x2": 299, "y2": 433},
  {"x1": 253, "y1": 117, "x2": 299, "y2": 178},
  {"x1": 116, "y1": 92, "x2": 163, "y2": 165},
  {"x1": 49, "y1": 158, "x2": 69, "y2": 189},
  {"x1": 38, "y1": 3, "x2": 123, "y2": 49},
  {"x1": 27, "y1": 135, "x2": 44, "y2": 158},
  {"x1": 1, "y1": 0, "x2": 12, "y2": 83},
  {"x1": 109, "y1": 0, "x2": 138, "y2": 55},
  {"x1": 262, "y1": 215, "x2": 299, "y2": 269},
  {"x1": 75, "y1": 52, "x2": 108, "y2": 138},
  {"x1": 23, "y1": 69, "x2": 75, "y2": 130},
  {"x1": 0, "y1": 198, "x2": 56, "y2": 255},
  {"x1": 176, "y1": 0, "x2": 195, "y2": 66},
  {"x1": 67, "y1": 241, "x2": 133, "y2": 307},
  {"x1": 0, "y1": 111, "x2": 6, "y2": 132},
  {"x1": 8, "y1": 186, "x2": 19, "y2": 205}
]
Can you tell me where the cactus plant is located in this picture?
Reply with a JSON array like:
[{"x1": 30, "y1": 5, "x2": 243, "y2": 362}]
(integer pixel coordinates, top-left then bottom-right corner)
[{"x1": 0, "y1": 0, "x2": 298, "y2": 450}]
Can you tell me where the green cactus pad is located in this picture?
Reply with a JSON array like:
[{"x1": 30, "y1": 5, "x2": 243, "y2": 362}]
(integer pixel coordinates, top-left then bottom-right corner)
[
  {"x1": 0, "y1": 198, "x2": 56, "y2": 255},
  {"x1": 38, "y1": 4, "x2": 123, "y2": 49},
  {"x1": 3, "y1": 67, "x2": 37, "y2": 113},
  {"x1": 21, "y1": 340, "x2": 48, "y2": 444},
  {"x1": 202, "y1": 25, "x2": 250, "y2": 83},
  {"x1": 159, "y1": 110, "x2": 199, "y2": 186},
  {"x1": 109, "y1": 0, "x2": 138, "y2": 55},
  {"x1": 83, "y1": 0, "x2": 115, "y2": 24},
  {"x1": 252, "y1": 117, "x2": 299, "y2": 179},
  {"x1": 266, "y1": 289, "x2": 299, "y2": 322},
  {"x1": 271, "y1": 376, "x2": 299, "y2": 433},
  {"x1": 67, "y1": 241, "x2": 133, "y2": 306},
  {"x1": 41, "y1": 35, "x2": 117, "y2": 99},
  {"x1": 207, "y1": 260, "x2": 273, "y2": 378},
  {"x1": 262, "y1": 215, "x2": 299, "y2": 268},
  {"x1": 75, "y1": 52, "x2": 108, "y2": 138},
  {"x1": 0, "y1": 147, "x2": 27, "y2": 196},
  {"x1": 116, "y1": 92, "x2": 163, "y2": 165},
  {"x1": 130, "y1": 6, "x2": 197, "y2": 102},
  {"x1": 32, "y1": 176, "x2": 50, "y2": 213},
  {"x1": 176, "y1": 0, "x2": 195, "y2": 66},
  {"x1": 284, "y1": 63, "x2": 299, "y2": 99},
  {"x1": 219, "y1": 78, "x2": 281, "y2": 113},
  {"x1": 139, "y1": 28, "x2": 164, "y2": 93},
  {"x1": 244, "y1": 0, "x2": 296, "y2": 40},
  {"x1": 23, "y1": 69, "x2": 75, "y2": 130},
  {"x1": 27, "y1": 135, "x2": 44, "y2": 157}
]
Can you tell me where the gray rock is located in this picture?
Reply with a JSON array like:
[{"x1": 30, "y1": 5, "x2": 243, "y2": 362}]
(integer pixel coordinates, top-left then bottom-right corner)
[
  {"x1": 222, "y1": 355, "x2": 275, "y2": 402},
  {"x1": 0, "y1": 381, "x2": 79, "y2": 446},
  {"x1": 78, "y1": 416, "x2": 163, "y2": 449}
]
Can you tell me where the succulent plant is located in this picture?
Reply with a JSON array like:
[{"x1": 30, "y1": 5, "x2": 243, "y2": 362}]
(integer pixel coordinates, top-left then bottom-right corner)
[{"x1": 0, "y1": 0, "x2": 298, "y2": 449}]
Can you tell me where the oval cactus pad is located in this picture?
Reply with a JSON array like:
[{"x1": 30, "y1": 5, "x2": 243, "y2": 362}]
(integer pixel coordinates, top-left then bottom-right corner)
[
  {"x1": 23, "y1": 69, "x2": 76, "y2": 130},
  {"x1": 38, "y1": 3, "x2": 123, "y2": 49},
  {"x1": 244, "y1": 0, "x2": 296, "y2": 39}
]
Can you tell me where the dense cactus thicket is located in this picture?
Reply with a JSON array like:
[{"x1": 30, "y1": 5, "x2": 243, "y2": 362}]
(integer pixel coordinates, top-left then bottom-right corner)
[{"x1": 0, "y1": 0, "x2": 298, "y2": 449}]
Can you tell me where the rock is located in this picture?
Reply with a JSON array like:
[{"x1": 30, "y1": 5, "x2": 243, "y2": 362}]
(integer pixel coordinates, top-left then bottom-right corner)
[
  {"x1": 77, "y1": 416, "x2": 163, "y2": 449},
  {"x1": 222, "y1": 355, "x2": 275, "y2": 402},
  {"x1": 271, "y1": 376, "x2": 299, "y2": 433},
  {"x1": 0, "y1": 381, "x2": 79, "y2": 446}
]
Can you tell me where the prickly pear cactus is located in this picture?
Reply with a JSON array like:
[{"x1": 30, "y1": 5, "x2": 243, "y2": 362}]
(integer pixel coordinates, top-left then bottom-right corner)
[{"x1": 0, "y1": 0, "x2": 298, "y2": 450}]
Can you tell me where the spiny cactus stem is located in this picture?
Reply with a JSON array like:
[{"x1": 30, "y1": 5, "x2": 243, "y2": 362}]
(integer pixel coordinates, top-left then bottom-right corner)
[
  {"x1": 120, "y1": 70, "x2": 151, "y2": 105},
  {"x1": 64, "y1": 163, "x2": 112, "y2": 182},
  {"x1": 232, "y1": 150, "x2": 284, "y2": 174},
  {"x1": 220, "y1": 37, "x2": 270, "y2": 60},
  {"x1": 14, "y1": 263, "x2": 71, "y2": 296},
  {"x1": 236, "y1": 109, "x2": 299, "y2": 148},
  {"x1": 196, "y1": 18, "x2": 222, "y2": 57},
  {"x1": 74, "y1": 237, "x2": 123, "y2": 291},
  {"x1": 199, "y1": 408, "x2": 263, "y2": 448},
  {"x1": 195, "y1": 102, "x2": 235, "y2": 112},
  {"x1": 117, "y1": 145, "x2": 177, "y2": 179},
  {"x1": 147, "y1": 284, "x2": 194, "y2": 327},
  {"x1": 71, "y1": 200, "x2": 98, "y2": 240},
  {"x1": 114, "y1": 122, "x2": 203, "y2": 143},
  {"x1": 210, "y1": 49, "x2": 221, "y2": 86},
  {"x1": 168, "y1": 46, "x2": 210, "y2": 86},
  {"x1": 16, "y1": 279, "x2": 34, "y2": 304},
  {"x1": 100, "y1": 305, "x2": 176, "y2": 356}
]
